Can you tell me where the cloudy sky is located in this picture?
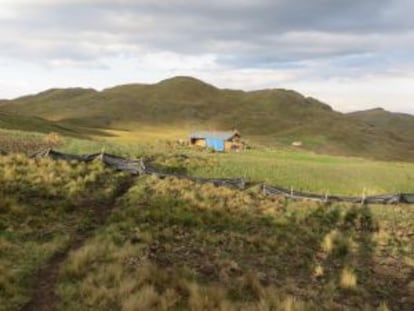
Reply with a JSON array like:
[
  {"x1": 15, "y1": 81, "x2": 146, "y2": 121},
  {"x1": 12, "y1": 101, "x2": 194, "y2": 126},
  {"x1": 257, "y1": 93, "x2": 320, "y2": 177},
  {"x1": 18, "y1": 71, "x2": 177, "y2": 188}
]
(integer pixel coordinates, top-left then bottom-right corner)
[{"x1": 1, "y1": 0, "x2": 414, "y2": 113}]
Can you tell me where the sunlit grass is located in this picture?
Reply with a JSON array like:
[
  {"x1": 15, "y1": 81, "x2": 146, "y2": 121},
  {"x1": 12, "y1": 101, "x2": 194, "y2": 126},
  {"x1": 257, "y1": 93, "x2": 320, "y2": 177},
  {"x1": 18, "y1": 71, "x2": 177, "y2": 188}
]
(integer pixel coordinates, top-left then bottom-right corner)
[
  {"x1": 3, "y1": 127, "x2": 414, "y2": 196},
  {"x1": 95, "y1": 126, "x2": 188, "y2": 143},
  {"x1": 189, "y1": 149, "x2": 414, "y2": 195},
  {"x1": 340, "y1": 267, "x2": 357, "y2": 289}
]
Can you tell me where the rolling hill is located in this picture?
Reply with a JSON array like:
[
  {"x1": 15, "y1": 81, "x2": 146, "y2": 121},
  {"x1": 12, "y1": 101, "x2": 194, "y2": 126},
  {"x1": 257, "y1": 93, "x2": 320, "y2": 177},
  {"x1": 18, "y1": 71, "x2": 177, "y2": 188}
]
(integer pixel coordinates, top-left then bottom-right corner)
[
  {"x1": 0, "y1": 111, "x2": 77, "y2": 135},
  {"x1": 348, "y1": 107, "x2": 414, "y2": 138},
  {"x1": 1, "y1": 76, "x2": 414, "y2": 161},
  {"x1": 0, "y1": 111, "x2": 111, "y2": 138}
]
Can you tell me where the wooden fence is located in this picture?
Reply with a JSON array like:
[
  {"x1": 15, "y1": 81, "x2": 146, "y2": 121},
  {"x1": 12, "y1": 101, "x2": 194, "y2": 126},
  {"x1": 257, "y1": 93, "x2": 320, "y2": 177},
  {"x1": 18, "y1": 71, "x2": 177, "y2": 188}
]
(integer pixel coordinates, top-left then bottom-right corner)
[{"x1": 2, "y1": 148, "x2": 413, "y2": 204}]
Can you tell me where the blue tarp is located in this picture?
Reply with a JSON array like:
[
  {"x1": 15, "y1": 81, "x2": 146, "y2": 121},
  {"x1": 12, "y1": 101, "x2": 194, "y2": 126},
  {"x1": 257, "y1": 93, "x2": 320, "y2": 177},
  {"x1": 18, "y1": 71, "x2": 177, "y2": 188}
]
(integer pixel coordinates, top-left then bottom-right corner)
[{"x1": 205, "y1": 137, "x2": 225, "y2": 151}]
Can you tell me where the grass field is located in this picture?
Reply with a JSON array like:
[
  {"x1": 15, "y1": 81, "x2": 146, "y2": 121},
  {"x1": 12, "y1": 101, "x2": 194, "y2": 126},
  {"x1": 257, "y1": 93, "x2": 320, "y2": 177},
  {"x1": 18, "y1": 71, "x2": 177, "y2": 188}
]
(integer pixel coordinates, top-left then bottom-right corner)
[
  {"x1": 0, "y1": 128, "x2": 413, "y2": 310},
  {"x1": 2, "y1": 128, "x2": 414, "y2": 196},
  {"x1": 189, "y1": 150, "x2": 414, "y2": 196}
]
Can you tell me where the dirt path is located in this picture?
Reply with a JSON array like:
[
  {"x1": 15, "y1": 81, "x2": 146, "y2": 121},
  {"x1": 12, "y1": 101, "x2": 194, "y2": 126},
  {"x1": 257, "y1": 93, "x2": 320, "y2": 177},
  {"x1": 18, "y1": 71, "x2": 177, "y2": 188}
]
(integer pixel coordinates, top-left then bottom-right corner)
[{"x1": 20, "y1": 177, "x2": 135, "y2": 311}]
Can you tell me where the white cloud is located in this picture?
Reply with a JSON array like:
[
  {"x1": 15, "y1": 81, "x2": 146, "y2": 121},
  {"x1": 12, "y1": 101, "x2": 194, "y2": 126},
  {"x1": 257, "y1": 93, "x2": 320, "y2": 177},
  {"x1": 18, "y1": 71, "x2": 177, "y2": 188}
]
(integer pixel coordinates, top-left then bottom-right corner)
[{"x1": 288, "y1": 75, "x2": 414, "y2": 114}]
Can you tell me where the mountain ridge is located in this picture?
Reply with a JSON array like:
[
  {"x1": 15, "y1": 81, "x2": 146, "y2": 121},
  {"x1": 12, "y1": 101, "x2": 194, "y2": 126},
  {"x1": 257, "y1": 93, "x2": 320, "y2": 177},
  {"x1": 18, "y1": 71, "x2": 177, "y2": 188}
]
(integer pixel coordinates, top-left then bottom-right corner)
[{"x1": 1, "y1": 76, "x2": 414, "y2": 161}]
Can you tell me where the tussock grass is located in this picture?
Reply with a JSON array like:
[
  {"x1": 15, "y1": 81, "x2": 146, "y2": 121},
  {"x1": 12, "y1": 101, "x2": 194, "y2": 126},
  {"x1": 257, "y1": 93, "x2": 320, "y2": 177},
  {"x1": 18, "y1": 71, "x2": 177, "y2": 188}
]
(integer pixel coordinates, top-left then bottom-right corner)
[
  {"x1": 340, "y1": 267, "x2": 357, "y2": 289},
  {"x1": 1, "y1": 133, "x2": 413, "y2": 310},
  {"x1": 377, "y1": 302, "x2": 391, "y2": 311},
  {"x1": 0, "y1": 153, "x2": 127, "y2": 311},
  {"x1": 57, "y1": 176, "x2": 414, "y2": 310}
]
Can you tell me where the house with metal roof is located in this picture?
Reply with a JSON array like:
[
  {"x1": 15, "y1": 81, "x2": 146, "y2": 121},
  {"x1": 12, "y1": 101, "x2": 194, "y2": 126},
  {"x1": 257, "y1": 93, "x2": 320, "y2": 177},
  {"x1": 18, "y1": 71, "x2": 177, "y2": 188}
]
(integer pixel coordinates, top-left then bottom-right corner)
[{"x1": 189, "y1": 130, "x2": 241, "y2": 152}]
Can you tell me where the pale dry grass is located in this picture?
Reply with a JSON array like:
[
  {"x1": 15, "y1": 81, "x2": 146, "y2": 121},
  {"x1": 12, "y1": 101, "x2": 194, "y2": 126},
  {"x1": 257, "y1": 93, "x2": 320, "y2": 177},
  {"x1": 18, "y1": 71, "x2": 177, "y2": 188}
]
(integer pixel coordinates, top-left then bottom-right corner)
[
  {"x1": 376, "y1": 302, "x2": 390, "y2": 311},
  {"x1": 340, "y1": 267, "x2": 357, "y2": 289}
]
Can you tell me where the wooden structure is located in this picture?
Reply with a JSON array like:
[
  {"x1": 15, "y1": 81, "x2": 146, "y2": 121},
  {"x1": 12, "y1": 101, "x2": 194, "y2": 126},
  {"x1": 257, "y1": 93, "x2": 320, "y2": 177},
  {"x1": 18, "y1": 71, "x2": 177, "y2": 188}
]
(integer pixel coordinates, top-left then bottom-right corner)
[{"x1": 189, "y1": 130, "x2": 241, "y2": 152}]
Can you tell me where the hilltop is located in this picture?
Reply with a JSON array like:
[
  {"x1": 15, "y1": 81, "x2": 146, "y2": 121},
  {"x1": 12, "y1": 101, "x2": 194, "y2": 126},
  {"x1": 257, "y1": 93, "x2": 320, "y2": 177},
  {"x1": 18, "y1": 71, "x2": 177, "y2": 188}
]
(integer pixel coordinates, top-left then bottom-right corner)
[
  {"x1": 1, "y1": 76, "x2": 414, "y2": 161},
  {"x1": 348, "y1": 107, "x2": 414, "y2": 138}
]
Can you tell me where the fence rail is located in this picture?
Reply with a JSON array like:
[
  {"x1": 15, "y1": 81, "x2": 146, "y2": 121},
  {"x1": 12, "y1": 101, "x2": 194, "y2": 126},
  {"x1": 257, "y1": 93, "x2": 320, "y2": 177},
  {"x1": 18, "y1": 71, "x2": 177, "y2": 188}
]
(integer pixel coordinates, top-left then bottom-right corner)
[
  {"x1": 2, "y1": 148, "x2": 413, "y2": 204},
  {"x1": 261, "y1": 184, "x2": 414, "y2": 205}
]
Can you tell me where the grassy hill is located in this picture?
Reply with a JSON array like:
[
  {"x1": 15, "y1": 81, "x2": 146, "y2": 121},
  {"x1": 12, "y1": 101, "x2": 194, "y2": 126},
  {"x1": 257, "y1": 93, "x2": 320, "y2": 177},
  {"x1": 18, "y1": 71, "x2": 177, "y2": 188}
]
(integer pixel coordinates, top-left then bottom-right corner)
[
  {"x1": 349, "y1": 107, "x2": 414, "y2": 138},
  {"x1": 1, "y1": 76, "x2": 414, "y2": 161},
  {"x1": 0, "y1": 111, "x2": 79, "y2": 135},
  {"x1": 0, "y1": 111, "x2": 113, "y2": 139}
]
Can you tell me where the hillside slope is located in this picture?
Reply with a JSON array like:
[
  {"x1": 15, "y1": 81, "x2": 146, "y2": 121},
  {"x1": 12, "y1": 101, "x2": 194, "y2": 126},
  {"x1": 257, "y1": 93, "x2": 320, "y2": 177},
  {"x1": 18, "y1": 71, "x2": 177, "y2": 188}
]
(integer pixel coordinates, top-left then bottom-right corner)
[
  {"x1": 348, "y1": 107, "x2": 414, "y2": 138},
  {"x1": 0, "y1": 111, "x2": 78, "y2": 135},
  {"x1": 1, "y1": 76, "x2": 414, "y2": 161},
  {"x1": 0, "y1": 111, "x2": 109, "y2": 138}
]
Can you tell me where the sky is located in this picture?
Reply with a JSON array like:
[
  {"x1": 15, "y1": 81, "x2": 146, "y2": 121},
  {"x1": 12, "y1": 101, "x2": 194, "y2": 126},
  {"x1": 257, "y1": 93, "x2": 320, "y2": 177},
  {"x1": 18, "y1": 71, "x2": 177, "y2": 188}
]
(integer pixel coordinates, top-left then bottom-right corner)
[{"x1": 1, "y1": 0, "x2": 414, "y2": 114}]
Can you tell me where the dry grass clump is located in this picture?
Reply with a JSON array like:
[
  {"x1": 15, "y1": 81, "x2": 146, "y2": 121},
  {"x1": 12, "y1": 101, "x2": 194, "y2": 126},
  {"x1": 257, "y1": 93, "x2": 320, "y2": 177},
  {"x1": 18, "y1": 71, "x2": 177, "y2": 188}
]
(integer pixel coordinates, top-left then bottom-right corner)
[
  {"x1": 322, "y1": 229, "x2": 339, "y2": 254},
  {"x1": 376, "y1": 302, "x2": 390, "y2": 311},
  {"x1": 44, "y1": 132, "x2": 63, "y2": 146},
  {"x1": 340, "y1": 267, "x2": 357, "y2": 289},
  {"x1": 146, "y1": 175, "x2": 284, "y2": 215},
  {"x1": 0, "y1": 154, "x2": 118, "y2": 204},
  {"x1": 321, "y1": 229, "x2": 356, "y2": 258},
  {"x1": 313, "y1": 265, "x2": 324, "y2": 278}
]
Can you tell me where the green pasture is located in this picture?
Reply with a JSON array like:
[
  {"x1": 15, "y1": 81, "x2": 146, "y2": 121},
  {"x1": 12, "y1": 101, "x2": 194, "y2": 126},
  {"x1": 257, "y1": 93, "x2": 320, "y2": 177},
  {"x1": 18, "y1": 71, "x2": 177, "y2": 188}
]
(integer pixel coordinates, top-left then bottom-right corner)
[
  {"x1": 2, "y1": 128, "x2": 414, "y2": 196},
  {"x1": 190, "y1": 149, "x2": 414, "y2": 196}
]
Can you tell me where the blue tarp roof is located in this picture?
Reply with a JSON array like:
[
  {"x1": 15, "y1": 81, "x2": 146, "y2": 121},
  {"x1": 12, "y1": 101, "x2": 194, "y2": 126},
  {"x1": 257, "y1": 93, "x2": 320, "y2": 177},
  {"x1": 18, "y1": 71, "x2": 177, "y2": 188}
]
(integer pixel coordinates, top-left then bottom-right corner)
[{"x1": 190, "y1": 131, "x2": 237, "y2": 140}]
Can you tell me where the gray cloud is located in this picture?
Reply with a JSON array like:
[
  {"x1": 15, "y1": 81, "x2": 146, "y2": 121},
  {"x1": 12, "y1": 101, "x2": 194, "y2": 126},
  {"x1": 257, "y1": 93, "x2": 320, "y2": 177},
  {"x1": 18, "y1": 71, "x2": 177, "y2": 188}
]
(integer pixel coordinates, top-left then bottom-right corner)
[
  {"x1": 1, "y1": 1, "x2": 414, "y2": 114},
  {"x1": 1, "y1": 0, "x2": 414, "y2": 68}
]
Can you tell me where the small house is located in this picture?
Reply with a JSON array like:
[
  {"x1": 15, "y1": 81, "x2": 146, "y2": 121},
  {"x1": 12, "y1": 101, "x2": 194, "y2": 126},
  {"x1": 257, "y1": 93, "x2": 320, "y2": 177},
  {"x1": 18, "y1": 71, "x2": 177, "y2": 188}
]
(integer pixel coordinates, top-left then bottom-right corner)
[{"x1": 189, "y1": 130, "x2": 241, "y2": 152}]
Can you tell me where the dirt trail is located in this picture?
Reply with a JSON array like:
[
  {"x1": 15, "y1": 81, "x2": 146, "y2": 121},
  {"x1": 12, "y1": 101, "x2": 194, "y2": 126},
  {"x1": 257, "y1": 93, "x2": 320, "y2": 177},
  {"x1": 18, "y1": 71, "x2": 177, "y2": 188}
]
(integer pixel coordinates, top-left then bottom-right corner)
[{"x1": 20, "y1": 177, "x2": 135, "y2": 311}]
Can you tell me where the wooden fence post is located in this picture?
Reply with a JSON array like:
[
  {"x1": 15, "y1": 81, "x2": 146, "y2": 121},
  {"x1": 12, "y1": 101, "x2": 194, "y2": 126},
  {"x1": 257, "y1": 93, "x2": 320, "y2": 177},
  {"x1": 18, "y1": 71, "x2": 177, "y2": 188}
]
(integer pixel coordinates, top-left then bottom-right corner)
[{"x1": 361, "y1": 188, "x2": 366, "y2": 205}]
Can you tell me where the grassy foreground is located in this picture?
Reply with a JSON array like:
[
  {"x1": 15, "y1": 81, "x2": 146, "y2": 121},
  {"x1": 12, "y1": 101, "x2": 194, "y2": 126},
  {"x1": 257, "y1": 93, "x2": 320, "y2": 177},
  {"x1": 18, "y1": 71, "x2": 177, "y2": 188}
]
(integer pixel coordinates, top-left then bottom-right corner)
[
  {"x1": 0, "y1": 135, "x2": 413, "y2": 310},
  {"x1": 0, "y1": 154, "x2": 127, "y2": 310},
  {"x1": 58, "y1": 176, "x2": 413, "y2": 310}
]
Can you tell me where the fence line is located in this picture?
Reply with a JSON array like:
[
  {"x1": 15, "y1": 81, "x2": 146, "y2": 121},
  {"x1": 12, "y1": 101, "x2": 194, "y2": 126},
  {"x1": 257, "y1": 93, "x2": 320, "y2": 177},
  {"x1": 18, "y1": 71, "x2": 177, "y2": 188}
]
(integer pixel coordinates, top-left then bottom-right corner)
[
  {"x1": 2, "y1": 148, "x2": 413, "y2": 204},
  {"x1": 30, "y1": 149, "x2": 246, "y2": 189},
  {"x1": 261, "y1": 184, "x2": 414, "y2": 204}
]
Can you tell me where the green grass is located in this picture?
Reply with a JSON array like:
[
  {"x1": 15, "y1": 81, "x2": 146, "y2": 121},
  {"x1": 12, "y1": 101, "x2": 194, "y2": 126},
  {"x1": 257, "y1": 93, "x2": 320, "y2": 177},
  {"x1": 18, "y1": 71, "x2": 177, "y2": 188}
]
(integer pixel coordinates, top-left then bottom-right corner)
[
  {"x1": 0, "y1": 135, "x2": 413, "y2": 310},
  {"x1": 3, "y1": 127, "x2": 414, "y2": 196},
  {"x1": 175, "y1": 149, "x2": 414, "y2": 196},
  {"x1": 349, "y1": 107, "x2": 414, "y2": 138},
  {"x1": 57, "y1": 176, "x2": 414, "y2": 311},
  {"x1": 0, "y1": 111, "x2": 108, "y2": 139},
  {"x1": 0, "y1": 128, "x2": 154, "y2": 156},
  {"x1": 0, "y1": 153, "x2": 127, "y2": 311}
]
